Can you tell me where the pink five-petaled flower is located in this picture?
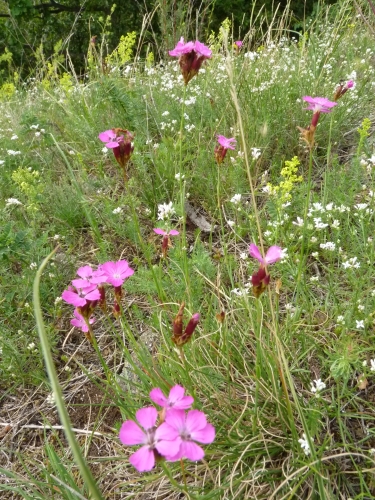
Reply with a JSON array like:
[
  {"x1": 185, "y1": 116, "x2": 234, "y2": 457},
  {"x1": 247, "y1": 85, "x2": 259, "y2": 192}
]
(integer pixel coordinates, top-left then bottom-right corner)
[
  {"x1": 150, "y1": 385, "x2": 194, "y2": 411},
  {"x1": 71, "y1": 265, "x2": 107, "y2": 289},
  {"x1": 303, "y1": 96, "x2": 337, "y2": 114},
  {"x1": 119, "y1": 406, "x2": 181, "y2": 472},
  {"x1": 249, "y1": 244, "x2": 282, "y2": 298},
  {"x1": 70, "y1": 309, "x2": 95, "y2": 333},
  {"x1": 249, "y1": 243, "x2": 282, "y2": 266},
  {"x1": 153, "y1": 228, "x2": 179, "y2": 258},
  {"x1": 99, "y1": 128, "x2": 134, "y2": 181},
  {"x1": 159, "y1": 409, "x2": 215, "y2": 462},
  {"x1": 169, "y1": 38, "x2": 212, "y2": 85},
  {"x1": 234, "y1": 40, "x2": 243, "y2": 48},
  {"x1": 215, "y1": 135, "x2": 237, "y2": 165},
  {"x1": 98, "y1": 129, "x2": 123, "y2": 148},
  {"x1": 100, "y1": 260, "x2": 134, "y2": 287},
  {"x1": 298, "y1": 96, "x2": 337, "y2": 148},
  {"x1": 61, "y1": 284, "x2": 101, "y2": 308}
]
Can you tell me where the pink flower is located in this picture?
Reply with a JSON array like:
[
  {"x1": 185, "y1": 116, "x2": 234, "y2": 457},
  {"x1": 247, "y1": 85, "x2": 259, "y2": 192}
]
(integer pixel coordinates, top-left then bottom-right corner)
[
  {"x1": 217, "y1": 135, "x2": 236, "y2": 150},
  {"x1": 234, "y1": 40, "x2": 243, "y2": 48},
  {"x1": 70, "y1": 309, "x2": 95, "y2": 333},
  {"x1": 345, "y1": 80, "x2": 354, "y2": 89},
  {"x1": 333, "y1": 80, "x2": 355, "y2": 101},
  {"x1": 98, "y1": 130, "x2": 123, "y2": 149},
  {"x1": 100, "y1": 260, "x2": 134, "y2": 287},
  {"x1": 159, "y1": 409, "x2": 215, "y2": 462},
  {"x1": 153, "y1": 228, "x2": 179, "y2": 236},
  {"x1": 215, "y1": 135, "x2": 237, "y2": 164},
  {"x1": 149, "y1": 385, "x2": 194, "y2": 410},
  {"x1": 153, "y1": 228, "x2": 179, "y2": 258},
  {"x1": 168, "y1": 37, "x2": 195, "y2": 57},
  {"x1": 302, "y1": 96, "x2": 337, "y2": 114},
  {"x1": 169, "y1": 38, "x2": 211, "y2": 85},
  {"x1": 61, "y1": 285, "x2": 100, "y2": 308},
  {"x1": 71, "y1": 265, "x2": 107, "y2": 289},
  {"x1": 119, "y1": 407, "x2": 181, "y2": 472},
  {"x1": 249, "y1": 243, "x2": 282, "y2": 265}
]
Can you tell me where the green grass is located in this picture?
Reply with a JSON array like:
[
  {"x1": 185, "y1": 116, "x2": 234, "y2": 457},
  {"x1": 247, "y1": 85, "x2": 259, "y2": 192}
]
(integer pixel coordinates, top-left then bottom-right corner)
[{"x1": 1, "y1": 0, "x2": 375, "y2": 498}]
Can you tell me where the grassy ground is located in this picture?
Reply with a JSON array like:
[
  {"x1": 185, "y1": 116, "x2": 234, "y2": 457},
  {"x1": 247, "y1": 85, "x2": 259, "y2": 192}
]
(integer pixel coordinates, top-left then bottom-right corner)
[{"x1": 1, "y1": 0, "x2": 375, "y2": 498}]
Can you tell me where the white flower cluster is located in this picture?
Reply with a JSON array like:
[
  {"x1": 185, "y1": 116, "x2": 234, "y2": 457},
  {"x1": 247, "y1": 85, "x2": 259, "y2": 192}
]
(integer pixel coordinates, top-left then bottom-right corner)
[
  {"x1": 298, "y1": 433, "x2": 313, "y2": 455},
  {"x1": 158, "y1": 201, "x2": 175, "y2": 221},
  {"x1": 342, "y1": 256, "x2": 360, "y2": 269},
  {"x1": 311, "y1": 378, "x2": 326, "y2": 395}
]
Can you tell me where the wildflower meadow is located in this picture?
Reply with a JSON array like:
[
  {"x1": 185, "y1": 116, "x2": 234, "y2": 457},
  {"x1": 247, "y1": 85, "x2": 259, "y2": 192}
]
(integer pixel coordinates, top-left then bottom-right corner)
[{"x1": 2, "y1": 0, "x2": 375, "y2": 498}]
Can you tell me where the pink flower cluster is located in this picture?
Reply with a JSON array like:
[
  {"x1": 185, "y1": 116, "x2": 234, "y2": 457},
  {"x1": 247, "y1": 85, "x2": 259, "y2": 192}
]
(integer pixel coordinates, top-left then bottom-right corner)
[
  {"x1": 169, "y1": 37, "x2": 212, "y2": 85},
  {"x1": 61, "y1": 260, "x2": 134, "y2": 341},
  {"x1": 119, "y1": 385, "x2": 215, "y2": 472},
  {"x1": 215, "y1": 135, "x2": 237, "y2": 164}
]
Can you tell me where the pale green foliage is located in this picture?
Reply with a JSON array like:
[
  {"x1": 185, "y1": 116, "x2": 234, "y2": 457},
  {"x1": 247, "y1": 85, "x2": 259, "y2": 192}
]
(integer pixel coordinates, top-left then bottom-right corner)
[
  {"x1": 266, "y1": 156, "x2": 303, "y2": 205},
  {"x1": 11, "y1": 167, "x2": 44, "y2": 212},
  {"x1": 106, "y1": 31, "x2": 137, "y2": 66}
]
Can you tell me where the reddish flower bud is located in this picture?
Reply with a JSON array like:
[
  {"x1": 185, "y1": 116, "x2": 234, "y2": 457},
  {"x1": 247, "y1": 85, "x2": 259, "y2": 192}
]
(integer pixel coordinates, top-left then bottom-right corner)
[
  {"x1": 173, "y1": 302, "x2": 185, "y2": 337},
  {"x1": 251, "y1": 267, "x2": 270, "y2": 298},
  {"x1": 177, "y1": 313, "x2": 200, "y2": 346}
]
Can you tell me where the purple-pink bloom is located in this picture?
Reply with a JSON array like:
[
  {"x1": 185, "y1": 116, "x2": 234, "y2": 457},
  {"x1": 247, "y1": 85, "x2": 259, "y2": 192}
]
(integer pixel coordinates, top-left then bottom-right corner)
[
  {"x1": 345, "y1": 80, "x2": 354, "y2": 89},
  {"x1": 149, "y1": 385, "x2": 194, "y2": 410},
  {"x1": 235, "y1": 40, "x2": 243, "y2": 48},
  {"x1": 217, "y1": 135, "x2": 237, "y2": 150},
  {"x1": 100, "y1": 260, "x2": 134, "y2": 287},
  {"x1": 61, "y1": 285, "x2": 101, "y2": 307},
  {"x1": 193, "y1": 40, "x2": 212, "y2": 58},
  {"x1": 153, "y1": 228, "x2": 179, "y2": 236},
  {"x1": 119, "y1": 407, "x2": 181, "y2": 472},
  {"x1": 303, "y1": 96, "x2": 337, "y2": 113},
  {"x1": 168, "y1": 37, "x2": 195, "y2": 57},
  {"x1": 249, "y1": 243, "x2": 282, "y2": 266},
  {"x1": 72, "y1": 265, "x2": 107, "y2": 289},
  {"x1": 98, "y1": 130, "x2": 123, "y2": 149},
  {"x1": 70, "y1": 309, "x2": 95, "y2": 333},
  {"x1": 159, "y1": 409, "x2": 215, "y2": 462}
]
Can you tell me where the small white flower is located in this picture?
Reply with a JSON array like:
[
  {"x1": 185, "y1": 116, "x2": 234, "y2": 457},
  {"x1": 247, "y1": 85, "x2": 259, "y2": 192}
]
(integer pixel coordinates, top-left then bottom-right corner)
[
  {"x1": 158, "y1": 201, "x2": 175, "y2": 221},
  {"x1": 30, "y1": 124, "x2": 39, "y2": 130},
  {"x1": 53, "y1": 234, "x2": 60, "y2": 240},
  {"x1": 162, "y1": 111, "x2": 170, "y2": 116},
  {"x1": 240, "y1": 252, "x2": 248, "y2": 260},
  {"x1": 64, "y1": 365, "x2": 71, "y2": 372},
  {"x1": 6, "y1": 198, "x2": 22, "y2": 206},
  {"x1": 46, "y1": 393, "x2": 56, "y2": 405},
  {"x1": 102, "y1": 147, "x2": 108, "y2": 154},
  {"x1": 227, "y1": 220, "x2": 235, "y2": 227},
  {"x1": 55, "y1": 297, "x2": 62, "y2": 305},
  {"x1": 35, "y1": 131, "x2": 41, "y2": 137},
  {"x1": 331, "y1": 219, "x2": 340, "y2": 229},
  {"x1": 310, "y1": 276, "x2": 319, "y2": 282},
  {"x1": 312, "y1": 252, "x2": 319, "y2": 258},
  {"x1": 7, "y1": 150, "x2": 21, "y2": 155},
  {"x1": 370, "y1": 359, "x2": 375, "y2": 372},
  {"x1": 251, "y1": 147, "x2": 261, "y2": 159},
  {"x1": 230, "y1": 194, "x2": 242, "y2": 205},
  {"x1": 356, "y1": 320, "x2": 365, "y2": 329},
  {"x1": 358, "y1": 304, "x2": 365, "y2": 311},
  {"x1": 311, "y1": 378, "x2": 326, "y2": 394},
  {"x1": 264, "y1": 230, "x2": 272, "y2": 237},
  {"x1": 292, "y1": 217, "x2": 304, "y2": 227},
  {"x1": 320, "y1": 242, "x2": 335, "y2": 251},
  {"x1": 112, "y1": 207, "x2": 123, "y2": 214},
  {"x1": 175, "y1": 173, "x2": 185, "y2": 181},
  {"x1": 11, "y1": 134, "x2": 18, "y2": 140},
  {"x1": 298, "y1": 433, "x2": 313, "y2": 455},
  {"x1": 336, "y1": 315, "x2": 345, "y2": 325},
  {"x1": 30, "y1": 262, "x2": 37, "y2": 270},
  {"x1": 27, "y1": 342, "x2": 35, "y2": 350},
  {"x1": 310, "y1": 236, "x2": 317, "y2": 243}
]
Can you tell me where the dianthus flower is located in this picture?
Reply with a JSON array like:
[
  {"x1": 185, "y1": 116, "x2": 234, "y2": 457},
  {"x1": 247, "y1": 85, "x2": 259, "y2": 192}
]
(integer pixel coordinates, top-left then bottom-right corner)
[
  {"x1": 71, "y1": 265, "x2": 107, "y2": 289},
  {"x1": 298, "y1": 96, "x2": 337, "y2": 148},
  {"x1": 169, "y1": 38, "x2": 212, "y2": 85},
  {"x1": 249, "y1": 243, "x2": 282, "y2": 298},
  {"x1": 70, "y1": 309, "x2": 95, "y2": 333},
  {"x1": 150, "y1": 385, "x2": 194, "y2": 412},
  {"x1": 100, "y1": 260, "x2": 134, "y2": 316},
  {"x1": 215, "y1": 135, "x2": 237, "y2": 164},
  {"x1": 98, "y1": 128, "x2": 134, "y2": 181},
  {"x1": 61, "y1": 285, "x2": 100, "y2": 308},
  {"x1": 153, "y1": 228, "x2": 179, "y2": 258},
  {"x1": 119, "y1": 407, "x2": 181, "y2": 472},
  {"x1": 160, "y1": 409, "x2": 215, "y2": 462}
]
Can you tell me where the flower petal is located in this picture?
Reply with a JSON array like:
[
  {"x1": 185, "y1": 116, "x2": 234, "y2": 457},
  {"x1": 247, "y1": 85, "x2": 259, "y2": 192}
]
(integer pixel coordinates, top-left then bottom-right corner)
[
  {"x1": 129, "y1": 446, "x2": 155, "y2": 472},
  {"x1": 248, "y1": 243, "x2": 264, "y2": 264},
  {"x1": 149, "y1": 387, "x2": 168, "y2": 406},
  {"x1": 185, "y1": 409, "x2": 207, "y2": 433},
  {"x1": 190, "y1": 423, "x2": 215, "y2": 444},
  {"x1": 119, "y1": 420, "x2": 145, "y2": 445},
  {"x1": 265, "y1": 246, "x2": 282, "y2": 265},
  {"x1": 153, "y1": 228, "x2": 167, "y2": 236},
  {"x1": 169, "y1": 230, "x2": 180, "y2": 236},
  {"x1": 180, "y1": 440, "x2": 205, "y2": 461},
  {"x1": 164, "y1": 409, "x2": 185, "y2": 431},
  {"x1": 136, "y1": 407, "x2": 158, "y2": 430}
]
